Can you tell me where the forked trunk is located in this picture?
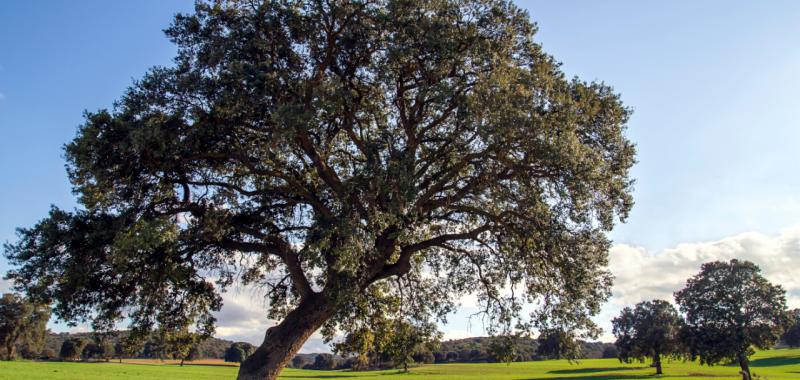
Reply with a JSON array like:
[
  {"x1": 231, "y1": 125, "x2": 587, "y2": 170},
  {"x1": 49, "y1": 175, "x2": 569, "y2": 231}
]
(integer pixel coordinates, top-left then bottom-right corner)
[{"x1": 237, "y1": 293, "x2": 335, "y2": 380}]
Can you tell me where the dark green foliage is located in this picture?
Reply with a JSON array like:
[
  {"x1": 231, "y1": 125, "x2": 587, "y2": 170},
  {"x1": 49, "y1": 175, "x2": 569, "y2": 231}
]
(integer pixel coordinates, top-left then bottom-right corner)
[
  {"x1": 432, "y1": 336, "x2": 613, "y2": 363},
  {"x1": 40, "y1": 348, "x2": 57, "y2": 360},
  {"x1": 59, "y1": 338, "x2": 86, "y2": 361},
  {"x1": 782, "y1": 309, "x2": 800, "y2": 348},
  {"x1": 224, "y1": 342, "x2": 255, "y2": 363},
  {"x1": 536, "y1": 329, "x2": 582, "y2": 361},
  {"x1": 290, "y1": 355, "x2": 309, "y2": 369},
  {"x1": 602, "y1": 345, "x2": 618, "y2": 359},
  {"x1": 675, "y1": 260, "x2": 791, "y2": 379},
  {"x1": 487, "y1": 335, "x2": 518, "y2": 364},
  {"x1": 612, "y1": 299, "x2": 684, "y2": 374},
  {"x1": 333, "y1": 315, "x2": 439, "y2": 371},
  {"x1": 412, "y1": 350, "x2": 435, "y2": 364},
  {"x1": 4, "y1": 0, "x2": 635, "y2": 377},
  {"x1": 43, "y1": 331, "x2": 228, "y2": 360},
  {"x1": 311, "y1": 354, "x2": 336, "y2": 370},
  {"x1": 0, "y1": 293, "x2": 50, "y2": 360},
  {"x1": 225, "y1": 346, "x2": 247, "y2": 363}
]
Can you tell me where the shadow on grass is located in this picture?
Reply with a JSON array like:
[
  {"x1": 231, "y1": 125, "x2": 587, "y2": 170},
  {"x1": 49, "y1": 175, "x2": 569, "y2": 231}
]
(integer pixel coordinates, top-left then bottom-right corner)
[
  {"x1": 525, "y1": 375, "x2": 654, "y2": 380},
  {"x1": 747, "y1": 355, "x2": 800, "y2": 367},
  {"x1": 549, "y1": 367, "x2": 647, "y2": 374},
  {"x1": 281, "y1": 370, "x2": 410, "y2": 379}
]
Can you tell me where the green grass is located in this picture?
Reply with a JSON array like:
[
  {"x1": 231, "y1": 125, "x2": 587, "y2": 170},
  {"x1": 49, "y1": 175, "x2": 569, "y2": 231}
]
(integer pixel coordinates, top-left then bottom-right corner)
[{"x1": 2, "y1": 349, "x2": 799, "y2": 380}]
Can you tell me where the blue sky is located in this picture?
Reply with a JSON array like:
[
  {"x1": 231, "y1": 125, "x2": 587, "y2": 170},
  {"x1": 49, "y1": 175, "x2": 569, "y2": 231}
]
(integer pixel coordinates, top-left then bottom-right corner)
[{"x1": 1, "y1": 1, "x2": 799, "y2": 348}]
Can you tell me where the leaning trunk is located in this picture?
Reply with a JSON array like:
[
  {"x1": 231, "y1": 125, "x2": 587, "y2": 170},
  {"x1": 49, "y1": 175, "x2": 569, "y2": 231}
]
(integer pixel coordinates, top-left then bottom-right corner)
[
  {"x1": 738, "y1": 352, "x2": 751, "y2": 380},
  {"x1": 237, "y1": 294, "x2": 335, "y2": 380}
]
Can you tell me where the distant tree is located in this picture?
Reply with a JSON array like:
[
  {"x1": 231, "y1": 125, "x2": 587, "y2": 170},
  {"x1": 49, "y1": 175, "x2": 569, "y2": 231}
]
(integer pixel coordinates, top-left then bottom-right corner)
[
  {"x1": 3, "y1": 1, "x2": 635, "y2": 379},
  {"x1": 536, "y1": 329, "x2": 582, "y2": 360},
  {"x1": 312, "y1": 354, "x2": 336, "y2": 370},
  {"x1": 225, "y1": 346, "x2": 247, "y2": 363},
  {"x1": 143, "y1": 341, "x2": 164, "y2": 360},
  {"x1": 612, "y1": 299, "x2": 684, "y2": 374},
  {"x1": 291, "y1": 355, "x2": 309, "y2": 369},
  {"x1": 82, "y1": 343, "x2": 101, "y2": 360},
  {"x1": 224, "y1": 342, "x2": 254, "y2": 363},
  {"x1": 96, "y1": 337, "x2": 115, "y2": 362},
  {"x1": 675, "y1": 260, "x2": 791, "y2": 380},
  {"x1": 782, "y1": 309, "x2": 800, "y2": 348},
  {"x1": 0, "y1": 293, "x2": 50, "y2": 360},
  {"x1": 333, "y1": 324, "x2": 380, "y2": 370},
  {"x1": 40, "y1": 348, "x2": 57, "y2": 360},
  {"x1": 488, "y1": 335, "x2": 518, "y2": 364},
  {"x1": 117, "y1": 335, "x2": 144, "y2": 362},
  {"x1": 383, "y1": 320, "x2": 440, "y2": 372},
  {"x1": 445, "y1": 351, "x2": 458, "y2": 362},
  {"x1": 59, "y1": 338, "x2": 86, "y2": 361},
  {"x1": 185, "y1": 344, "x2": 200, "y2": 363},
  {"x1": 412, "y1": 350, "x2": 435, "y2": 364},
  {"x1": 601, "y1": 345, "x2": 619, "y2": 359},
  {"x1": 156, "y1": 327, "x2": 203, "y2": 366},
  {"x1": 113, "y1": 342, "x2": 125, "y2": 363}
]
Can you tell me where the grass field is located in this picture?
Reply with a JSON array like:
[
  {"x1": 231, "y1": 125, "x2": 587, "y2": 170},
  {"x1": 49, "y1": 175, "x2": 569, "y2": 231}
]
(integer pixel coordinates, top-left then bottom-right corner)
[{"x1": 1, "y1": 349, "x2": 799, "y2": 380}]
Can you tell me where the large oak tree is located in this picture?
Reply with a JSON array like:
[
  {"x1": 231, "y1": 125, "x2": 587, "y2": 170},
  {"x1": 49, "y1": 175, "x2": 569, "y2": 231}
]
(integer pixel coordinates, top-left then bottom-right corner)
[{"x1": 4, "y1": 1, "x2": 635, "y2": 378}]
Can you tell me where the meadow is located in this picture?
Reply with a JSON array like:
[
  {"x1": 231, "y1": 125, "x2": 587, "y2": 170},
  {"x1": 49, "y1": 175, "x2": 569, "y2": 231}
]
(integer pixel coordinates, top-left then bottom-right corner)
[{"x1": 1, "y1": 349, "x2": 799, "y2": 380}]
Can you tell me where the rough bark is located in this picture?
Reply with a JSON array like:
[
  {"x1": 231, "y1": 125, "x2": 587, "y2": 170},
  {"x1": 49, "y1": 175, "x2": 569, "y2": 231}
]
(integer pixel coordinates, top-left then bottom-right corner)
[{"x1": 236, "y1": 294, "x2": 335, "y2": 380}]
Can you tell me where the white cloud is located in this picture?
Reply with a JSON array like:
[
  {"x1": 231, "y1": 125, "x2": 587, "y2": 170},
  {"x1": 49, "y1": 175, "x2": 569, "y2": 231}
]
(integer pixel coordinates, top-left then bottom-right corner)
[
  {"x1": 0, "y1": 278, "x2": 11, "y2": 294},
  {"x1": 607, "y1": 225, "x2": 800, "y2": 308},
  {"x1": 212, "y1": 283, "x2": 332, "y2": 353}
]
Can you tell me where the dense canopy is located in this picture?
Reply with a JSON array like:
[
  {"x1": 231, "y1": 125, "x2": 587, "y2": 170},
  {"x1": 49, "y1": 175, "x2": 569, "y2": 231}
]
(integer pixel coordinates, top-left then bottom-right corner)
[{"x1": 5, "y1": 1, "x2": 635, "y2": 378}]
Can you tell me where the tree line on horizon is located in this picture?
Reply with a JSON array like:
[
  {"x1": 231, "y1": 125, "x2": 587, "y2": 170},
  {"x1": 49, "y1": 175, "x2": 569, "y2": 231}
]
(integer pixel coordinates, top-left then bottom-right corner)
[{"x1": 2, "y1": 258, "x2": 799, "y2": 379}]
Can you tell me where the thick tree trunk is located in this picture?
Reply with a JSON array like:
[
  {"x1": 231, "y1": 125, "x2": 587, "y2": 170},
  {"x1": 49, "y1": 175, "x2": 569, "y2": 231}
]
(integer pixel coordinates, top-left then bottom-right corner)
[
  {"x1": 236, "y1": 294, "x2": 335, "y2": 380},
  {"x1": 653, "y1": 353, "x2": 662, "y2": 375},
  {"x1": 738, "y1": 353, "x2": 751, "y2": 380}
]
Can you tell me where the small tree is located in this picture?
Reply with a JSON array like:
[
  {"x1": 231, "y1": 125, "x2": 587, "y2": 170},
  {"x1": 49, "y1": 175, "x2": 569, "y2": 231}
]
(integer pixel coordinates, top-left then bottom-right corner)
[
  {"x1": 113, "y1": 342, "x2": 125, "y2": 363},
  {"x1": 602, "y1": 345, "x2": 619, "y2": 359},
  {"x1": 674, "y1": 260, "x2": 791, "y2": 379},
  {"x1": 488, "y1": 335, "x2": 518, "y2": 364},
  {"x1": 383, "y1": 320, "x2": 440, "y2": 372},
  {"x1": 59, "y1": 338, "x2": 86, "y2": 361},
  {"x1": 312, "y1": 354, "x2": 336, "y2": 370},
  {"x1": 536, "y1": 329, "x2": 582, "y2": 360},
  {"x1": 40, "y1": 348, "x2": 57, "y2": 360},
  {"x1": 0, "y1": 293, "x2": 50, "y2": 360},
  {"x1": 612, "y1": 299, "x2": 684, "y2": 374},
  {"x1": 224, "y1": 342, "x2": 254, "y2": 363},
  {"x1": 291, "y1": 355, "x2": 309, "y2": 369},
  {"x1": 782, "y1": 309, "x2": 800, "y2": 348},
  {"x1": 156, "y1": 327, "x2": 203, "y2": 366},
  {"x1": 225, "y1": 346, "x2": 247, "y2": 363}
]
